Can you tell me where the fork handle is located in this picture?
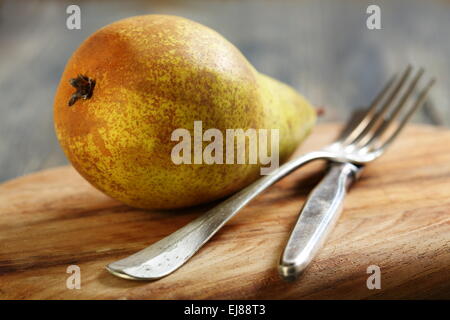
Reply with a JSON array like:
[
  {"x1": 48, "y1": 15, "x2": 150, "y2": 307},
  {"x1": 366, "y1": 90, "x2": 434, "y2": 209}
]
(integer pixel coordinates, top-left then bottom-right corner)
[
  {"x1": 106, "y1": 151, "x2": 339, "y2": 280},
  {"x1": 279, "y1": 162, "x2": 361, "y2": 281}
]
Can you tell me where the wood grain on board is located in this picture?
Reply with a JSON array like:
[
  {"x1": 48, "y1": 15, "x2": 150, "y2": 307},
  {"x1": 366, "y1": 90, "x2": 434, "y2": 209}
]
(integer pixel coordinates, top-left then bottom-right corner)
[{"x1": 0, "y1": 124, "x2": 449, "y2": 299}]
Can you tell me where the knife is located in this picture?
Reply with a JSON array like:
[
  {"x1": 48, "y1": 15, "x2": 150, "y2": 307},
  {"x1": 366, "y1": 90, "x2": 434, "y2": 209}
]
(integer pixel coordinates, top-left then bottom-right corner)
[{"x1": 278, "y1": 161, "x2": 363, "y2": 281}]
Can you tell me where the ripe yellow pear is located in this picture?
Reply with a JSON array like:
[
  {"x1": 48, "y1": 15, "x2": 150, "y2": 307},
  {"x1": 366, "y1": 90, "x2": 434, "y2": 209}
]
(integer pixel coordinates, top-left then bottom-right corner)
[{"x1": 54, "y1": 15, "x2": 316, "y2": 209}]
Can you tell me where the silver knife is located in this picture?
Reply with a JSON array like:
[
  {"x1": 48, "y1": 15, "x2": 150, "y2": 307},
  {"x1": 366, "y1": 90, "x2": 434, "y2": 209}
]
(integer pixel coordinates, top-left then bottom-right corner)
[{"x1": 278, "y1": 161, "x2": 363, "y2": 281}]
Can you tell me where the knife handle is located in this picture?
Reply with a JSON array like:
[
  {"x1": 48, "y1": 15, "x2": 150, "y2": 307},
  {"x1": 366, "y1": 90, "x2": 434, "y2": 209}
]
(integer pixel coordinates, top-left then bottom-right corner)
[{"x1": 279, "y1": 162, "x2": 360, "y2": 281}]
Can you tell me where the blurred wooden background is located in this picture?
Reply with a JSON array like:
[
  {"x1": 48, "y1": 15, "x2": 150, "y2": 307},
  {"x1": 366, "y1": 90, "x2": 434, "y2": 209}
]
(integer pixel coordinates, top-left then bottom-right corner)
[{"x1": 0, "y1": 0, "x2": 449, "y2": 182}]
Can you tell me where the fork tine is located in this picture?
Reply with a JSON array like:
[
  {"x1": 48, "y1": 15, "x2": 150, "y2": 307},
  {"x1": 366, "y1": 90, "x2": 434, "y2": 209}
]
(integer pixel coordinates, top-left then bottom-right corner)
[
  {"x1": 372, "y1": 77, "x2": 436, "y2": 152},
  {"x1": 351, "y1": 65, "x2": 413, "y2": 147},
  {"x1": 362, "y1": 68, "x2": 425, "y2": 148},
  {"x1": 341, "y1": 74, "x2": 398, "y2": 144}
]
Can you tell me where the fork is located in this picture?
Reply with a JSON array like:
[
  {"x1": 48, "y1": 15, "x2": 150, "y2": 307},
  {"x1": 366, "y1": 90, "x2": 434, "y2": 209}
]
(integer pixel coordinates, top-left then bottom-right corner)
[
  {"x1": 278, "y1": 65, "x2": 436, "y2": 280},
  {"x1": 106, "y1": 66, "x2": 435, "y2": 280}
]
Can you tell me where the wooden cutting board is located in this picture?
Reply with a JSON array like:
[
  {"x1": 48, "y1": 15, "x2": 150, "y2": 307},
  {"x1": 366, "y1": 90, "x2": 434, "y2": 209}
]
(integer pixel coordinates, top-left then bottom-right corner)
[{"x1": 0, "y1": 124, "x2": 449, "y2": 299}]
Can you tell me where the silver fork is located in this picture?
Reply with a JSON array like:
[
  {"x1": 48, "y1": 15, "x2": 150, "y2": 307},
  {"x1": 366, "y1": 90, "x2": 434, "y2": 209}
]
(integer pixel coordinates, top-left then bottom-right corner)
[
  {"x1": 278, "y1": 65, "x2": 436, "y2": 280},
  {"x1": 106, "y1": 66, "x2": 435, "y2": 280}
]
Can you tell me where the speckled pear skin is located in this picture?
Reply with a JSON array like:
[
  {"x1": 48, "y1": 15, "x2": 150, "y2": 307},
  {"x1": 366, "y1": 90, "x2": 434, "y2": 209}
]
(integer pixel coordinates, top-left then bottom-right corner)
[{"x1": 54, "y1": 15, "x2": 316, "y2": 209}]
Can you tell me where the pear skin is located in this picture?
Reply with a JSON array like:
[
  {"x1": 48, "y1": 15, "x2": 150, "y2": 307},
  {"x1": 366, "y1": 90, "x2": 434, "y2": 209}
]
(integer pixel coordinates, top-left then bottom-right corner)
[{"x1": 54, "y1": 15, "x2": 316, "y2": 209}]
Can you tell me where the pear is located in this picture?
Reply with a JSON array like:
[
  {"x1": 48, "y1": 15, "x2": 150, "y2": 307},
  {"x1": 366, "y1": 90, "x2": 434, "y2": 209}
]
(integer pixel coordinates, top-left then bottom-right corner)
[{"x1": 53, "y1": 15, "x2": 316, "y2": 209}]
